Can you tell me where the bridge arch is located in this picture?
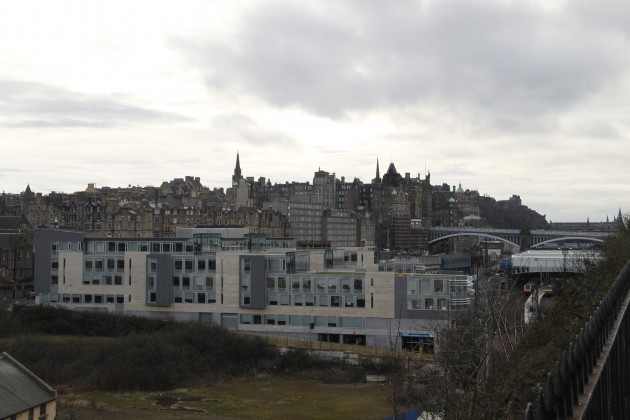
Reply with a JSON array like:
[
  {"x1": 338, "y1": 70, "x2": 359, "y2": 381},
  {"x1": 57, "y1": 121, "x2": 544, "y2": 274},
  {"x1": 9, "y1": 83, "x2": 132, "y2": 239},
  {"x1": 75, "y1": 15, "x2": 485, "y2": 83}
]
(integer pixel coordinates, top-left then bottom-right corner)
[
  {"x1": 428, "y1": 233, "x2": 520, "y2": 249},
  {"x1": 530, "y1": 236, "x2": 604, "y2": 249}
]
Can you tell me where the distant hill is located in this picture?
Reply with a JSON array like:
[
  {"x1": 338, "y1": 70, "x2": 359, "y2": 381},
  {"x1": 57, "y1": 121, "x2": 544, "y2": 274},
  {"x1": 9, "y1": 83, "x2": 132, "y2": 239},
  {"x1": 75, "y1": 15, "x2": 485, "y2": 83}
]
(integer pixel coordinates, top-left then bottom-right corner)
[{"x1": 479, "y1": 195, "x2": 548, "y2": 230}]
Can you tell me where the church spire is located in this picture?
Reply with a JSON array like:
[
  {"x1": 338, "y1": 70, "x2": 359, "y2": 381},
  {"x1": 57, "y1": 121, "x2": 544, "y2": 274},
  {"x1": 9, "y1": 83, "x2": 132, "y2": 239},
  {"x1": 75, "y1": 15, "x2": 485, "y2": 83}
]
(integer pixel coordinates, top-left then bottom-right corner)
[
  {"x1": 232, "y1": 152, "x2": 242, "y2": 187},
  {"x1": 373, "y1": 158, "x2": 381, "y2": 184}
]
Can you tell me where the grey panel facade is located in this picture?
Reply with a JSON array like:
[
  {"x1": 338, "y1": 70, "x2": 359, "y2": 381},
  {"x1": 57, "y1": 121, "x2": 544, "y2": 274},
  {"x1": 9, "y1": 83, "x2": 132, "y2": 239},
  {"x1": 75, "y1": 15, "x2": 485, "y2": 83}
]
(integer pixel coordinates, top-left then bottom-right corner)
[
  {"x1": 33, "y1": 229, "x2": 84, "y2": 294},
  {"x1": 151, "y1": 254, "x2": 172, "y2": 307},
  {"x1": 249, "y1": 255, "x2": 267, "y2": 309}
]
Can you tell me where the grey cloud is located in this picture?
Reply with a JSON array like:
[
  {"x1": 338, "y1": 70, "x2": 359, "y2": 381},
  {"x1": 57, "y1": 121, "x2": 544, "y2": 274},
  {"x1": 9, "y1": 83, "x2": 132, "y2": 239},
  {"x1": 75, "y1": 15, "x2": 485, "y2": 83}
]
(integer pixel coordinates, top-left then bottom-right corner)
[
  {"x1": 174, "y1": 0, "x2": 629, "y2": 134},
  {"x1": 0, "y1": 80, "x2": 192, "y2": 128},
  {"x1": 211, "y1": 113, "x2": 299, "y2": 147}
]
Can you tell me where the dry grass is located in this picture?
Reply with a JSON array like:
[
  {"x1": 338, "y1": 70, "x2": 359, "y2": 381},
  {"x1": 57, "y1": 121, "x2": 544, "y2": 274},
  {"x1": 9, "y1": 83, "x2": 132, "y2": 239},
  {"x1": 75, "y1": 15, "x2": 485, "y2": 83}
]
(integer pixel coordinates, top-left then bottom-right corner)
[{"x1": 55, "y1": 375, "x2": 401, "y2": 420}]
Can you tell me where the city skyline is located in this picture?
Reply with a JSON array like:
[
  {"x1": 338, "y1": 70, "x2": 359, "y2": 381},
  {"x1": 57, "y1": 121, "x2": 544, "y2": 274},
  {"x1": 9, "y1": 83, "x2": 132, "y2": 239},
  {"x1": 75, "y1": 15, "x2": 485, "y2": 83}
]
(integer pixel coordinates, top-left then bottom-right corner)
[{"x1": 2, "y1": 1, "x2": 629, "y2": 223}]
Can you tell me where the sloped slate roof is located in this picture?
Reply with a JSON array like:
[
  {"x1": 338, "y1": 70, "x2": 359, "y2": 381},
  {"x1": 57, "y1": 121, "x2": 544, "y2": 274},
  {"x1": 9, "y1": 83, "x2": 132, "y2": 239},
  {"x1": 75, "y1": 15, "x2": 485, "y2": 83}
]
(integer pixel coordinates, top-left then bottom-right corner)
[
  {"x1": 0, "y1": 216, "x2": 21, "y2": 230},
  {"x1": 0, "y1": 352, "x2": 56, "y2": 418}
]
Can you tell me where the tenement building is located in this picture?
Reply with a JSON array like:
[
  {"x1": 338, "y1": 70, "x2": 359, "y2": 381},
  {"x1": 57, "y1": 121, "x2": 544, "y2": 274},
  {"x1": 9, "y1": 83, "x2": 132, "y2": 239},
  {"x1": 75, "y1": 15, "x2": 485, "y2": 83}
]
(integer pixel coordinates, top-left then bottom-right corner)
[{"x1": 33, "y1": 228, "x2": 471, "y2": 349}]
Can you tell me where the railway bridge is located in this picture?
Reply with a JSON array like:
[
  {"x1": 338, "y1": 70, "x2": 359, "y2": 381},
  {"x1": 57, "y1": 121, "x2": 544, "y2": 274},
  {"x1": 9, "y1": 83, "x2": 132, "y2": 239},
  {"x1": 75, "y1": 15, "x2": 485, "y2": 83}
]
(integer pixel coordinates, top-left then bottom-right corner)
[{"x1": 428, "y1": 226, "x2": 610, "y2": 250}]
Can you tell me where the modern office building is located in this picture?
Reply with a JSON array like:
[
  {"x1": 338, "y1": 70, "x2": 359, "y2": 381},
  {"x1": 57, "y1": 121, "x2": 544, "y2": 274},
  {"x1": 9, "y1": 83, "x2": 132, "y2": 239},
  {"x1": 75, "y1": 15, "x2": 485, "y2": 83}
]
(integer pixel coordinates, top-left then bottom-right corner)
[{"x1": 33, "y1": 228, "x2": 471, "y2": 349}]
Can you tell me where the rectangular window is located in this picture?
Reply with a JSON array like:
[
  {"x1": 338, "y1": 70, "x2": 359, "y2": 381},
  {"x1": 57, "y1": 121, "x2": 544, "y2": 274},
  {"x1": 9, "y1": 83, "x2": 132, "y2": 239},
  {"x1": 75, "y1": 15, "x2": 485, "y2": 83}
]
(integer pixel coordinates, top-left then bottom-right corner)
[
  {"x1": 421, "y1": 278, "x2": 431, "y2": 295},
  {"x1": 197, "y1": 293, "x2": 206, "y2": 303},
  {"x1": 117, "y1": 259, "x2": 125, "y2": 270},
  {"x1": 292, "y1": 279, "x2": 300, "y2": 292},
  {"x1": 185, "y1": 259, "x2": 194, "y2": 272},
  {"x1": 114, "y1": 275, "x2": 122, "y2": 285},
  {"x1": 437, "y1": 298, "x2": 448, "y2": 310},
  {"x1": 107, "y1": 259, "x2": 115, "y2": 270},
  {"x1": 317, "y1": 279, "x2": 326, "y2": 292},
  {"x1": 269, "y1": 293, "x2": 278, "y2": 305},
  {"x1": 206, "y1": 276, "x2": 214, "y2": 289},
  {"x1": 294, "y1": 294, "x2": 303, "y2": 306},
  {"x1": 328, "y1": 279, "x2": 337, "y2": 293},
  {"x1": 354, "y1": 279, "x2": 363, "y2": 292},
  {"x1": 277, "y1": 277, "x2": 287, "y2": 291},
  {"x1": 302, "y1": 278, "x2": 312, "y2": 292},
  {"x1": 331, "y1": 295, "x2": 340, "y2": 307},
  {"x1": 174, "y1": 260, "x2": 183, "y2": 271},
  {"x1": 409, "y1": 299, "x2": 420, "y2": 310},
  {"x1": 341, "y1": 278, "x2": 352, "y2": 293},
  {"x1": 182, "y1": 277, "x2": 190, "y2": 290},
  {"x1": 85, "y1": 260, "x2": 93, "y2": 271},
  {"x1": 407, "y1": 279, "x2": 417, "y2": 295},
  {"x1": 434, "y1": 279, "x2": 444, "y2": 294},
  {"x1": 425, "y1": 298, "x2": 435, "y2": 310},
  {"x1": 267, "y1": 277, "x2": 275, "y2": 290},
  {"x1": 198, "y1": 259, "x2": 206, "y2": 271},
  {"x1": 356, "y1": 297, "x2": 365, "y2": 308},
  {"x1": 280, "y1": 294, "x2": 290, "y2": 305}
]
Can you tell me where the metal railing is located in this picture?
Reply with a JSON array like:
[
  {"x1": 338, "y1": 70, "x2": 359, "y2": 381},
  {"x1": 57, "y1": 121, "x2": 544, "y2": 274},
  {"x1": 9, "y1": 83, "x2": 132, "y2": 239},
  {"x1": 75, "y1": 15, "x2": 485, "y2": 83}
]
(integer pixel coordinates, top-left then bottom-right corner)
[{"x1": 525, "y1": 262, "x2": 630, "y2": 419}]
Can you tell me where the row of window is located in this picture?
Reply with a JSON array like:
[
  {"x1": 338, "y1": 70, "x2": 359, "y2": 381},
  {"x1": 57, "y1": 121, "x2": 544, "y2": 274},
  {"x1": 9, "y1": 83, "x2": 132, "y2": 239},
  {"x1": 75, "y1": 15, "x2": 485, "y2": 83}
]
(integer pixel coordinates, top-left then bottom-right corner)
[
  {"x1": 173, "y1": 275, "x2": 215, "y2": 290},
  {"x1": 262, "y1": 276, "x2": 364, "y2": 293},
  {"x1": 84, "y1": 258, "x2": 126, "y2": 272},
  {"x1": 48, "y1": 293, "x2": 127, "y2": 304},
  {"x1": 87, "y1": 241, "x2": 193, "y2": 254},
  {"x1": 146, "y1": 291, "x2": 218, "y2": 304},
  {"x1": 407, "y1": 278, "x2": 450, "y2": 295},
  {"x1": 240, "y1": 313, "x2": 364, "y2": 328},
  {"x1": 173, "y1": 258, "x2": 217, "y2": 272},
  {"x1": 408, "y1": 297, "x2": 449, "y2": 310},
  {"x1": 82, "y1": 274, "x2": 128, "y2": 286},
  {"x1": 267, "y1": 293, "x2": 365, "y2": 308}
]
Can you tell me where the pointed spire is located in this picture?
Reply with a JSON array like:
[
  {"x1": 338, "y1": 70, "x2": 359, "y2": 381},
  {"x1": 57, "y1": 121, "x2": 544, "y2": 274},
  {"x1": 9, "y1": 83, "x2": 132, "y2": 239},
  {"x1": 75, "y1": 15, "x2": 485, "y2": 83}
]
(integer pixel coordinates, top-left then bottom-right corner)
[
  {"x1": 232, "y1": 152, "x2": 242, "y2": 187},
  {"x1": 376, "y1": 158, "x2": 380, "y2": 180}
]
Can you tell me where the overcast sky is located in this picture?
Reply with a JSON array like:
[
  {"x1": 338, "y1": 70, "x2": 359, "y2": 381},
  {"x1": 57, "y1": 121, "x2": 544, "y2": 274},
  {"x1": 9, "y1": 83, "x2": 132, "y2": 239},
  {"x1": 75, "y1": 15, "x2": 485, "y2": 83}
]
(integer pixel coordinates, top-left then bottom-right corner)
[{"x1": 2, "y1": 0, "x2": 629, "y2": 222}]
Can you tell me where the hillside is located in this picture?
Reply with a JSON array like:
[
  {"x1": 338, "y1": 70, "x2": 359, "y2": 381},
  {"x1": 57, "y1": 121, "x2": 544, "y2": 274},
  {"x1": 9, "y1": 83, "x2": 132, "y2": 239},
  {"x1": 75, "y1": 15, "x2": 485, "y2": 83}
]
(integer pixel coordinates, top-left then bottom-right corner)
[{"x1": 479, "y1": 194, "x2": 549, "y2": 229}]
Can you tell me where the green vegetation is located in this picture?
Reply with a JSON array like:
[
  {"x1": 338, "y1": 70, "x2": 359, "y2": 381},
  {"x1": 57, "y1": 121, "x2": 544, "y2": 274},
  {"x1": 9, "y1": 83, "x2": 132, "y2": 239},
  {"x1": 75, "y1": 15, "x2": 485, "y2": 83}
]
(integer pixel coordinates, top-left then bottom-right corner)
[
  {"x1": 0, "y1": 305, "x2": 277, "y2": 391},
  {"x1": 483, "y1": 215, "x2": 630, "y2": 417}
]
